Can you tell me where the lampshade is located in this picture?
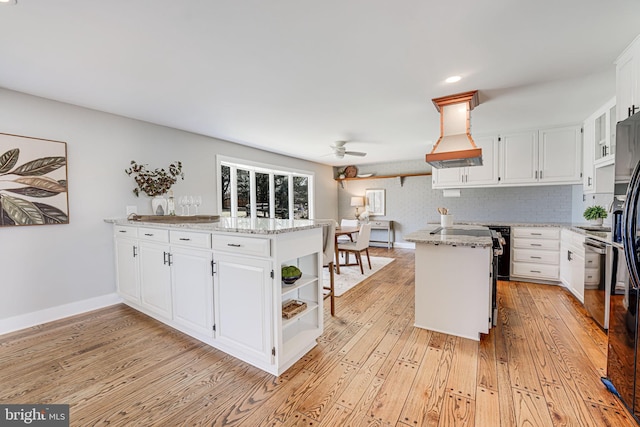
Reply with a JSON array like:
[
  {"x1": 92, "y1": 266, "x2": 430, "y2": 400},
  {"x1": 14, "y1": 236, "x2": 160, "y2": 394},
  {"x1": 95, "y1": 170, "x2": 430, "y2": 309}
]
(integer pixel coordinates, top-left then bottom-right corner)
[{"x1": 350, "y1": 196, "x2": 364, "y2": 207}]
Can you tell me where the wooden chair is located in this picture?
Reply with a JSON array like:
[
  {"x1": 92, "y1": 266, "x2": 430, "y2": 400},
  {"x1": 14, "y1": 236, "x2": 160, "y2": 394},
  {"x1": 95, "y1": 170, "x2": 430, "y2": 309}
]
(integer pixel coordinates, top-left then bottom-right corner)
[
  {"x1": 337, "y1": 223, "x2": 372, "y2": 274},
  {"x1": 317, "y1": 220, "x2": 336, "y2": 316}
]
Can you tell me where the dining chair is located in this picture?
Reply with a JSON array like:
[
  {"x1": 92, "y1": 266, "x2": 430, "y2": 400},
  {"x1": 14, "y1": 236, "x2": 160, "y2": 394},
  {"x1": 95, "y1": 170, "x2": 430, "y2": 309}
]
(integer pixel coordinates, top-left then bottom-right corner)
[
  {"x1": 317, "y1": 220, "x2": 336, "y2": 316},
  {"x1": 337, "y1": 223, "x2": 372, "y2": 274},
  {"x1": 337, "y1": 218, "x2": 359, "y2": 243}
]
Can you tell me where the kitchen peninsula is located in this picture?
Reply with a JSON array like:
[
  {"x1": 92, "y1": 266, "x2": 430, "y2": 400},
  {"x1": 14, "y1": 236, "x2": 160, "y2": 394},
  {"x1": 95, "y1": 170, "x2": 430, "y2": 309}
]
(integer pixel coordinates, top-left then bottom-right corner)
[
  {"x1": 404, "y1": 225, "x2": 495, "y2": 341},
  {"x1": 106, "y1": 217, "x2": 323, "y2": 376}
]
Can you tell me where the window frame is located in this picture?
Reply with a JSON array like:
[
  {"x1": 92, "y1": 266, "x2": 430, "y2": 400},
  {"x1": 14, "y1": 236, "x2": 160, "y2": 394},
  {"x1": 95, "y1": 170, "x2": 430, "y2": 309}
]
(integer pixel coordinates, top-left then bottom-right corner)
[{"x1": 216, "y1": 155, "x2": 314, "y2": 220}]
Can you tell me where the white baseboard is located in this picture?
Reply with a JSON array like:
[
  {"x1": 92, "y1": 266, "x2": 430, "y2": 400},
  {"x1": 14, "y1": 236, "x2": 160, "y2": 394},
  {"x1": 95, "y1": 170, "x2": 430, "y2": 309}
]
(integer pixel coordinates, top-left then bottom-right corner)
[
  {"x1": 392, "y1": 241, "x2": 415, "y2": 249},
  {"x1": 0, "y1": 293, "x2": 122, "y2": 336}
]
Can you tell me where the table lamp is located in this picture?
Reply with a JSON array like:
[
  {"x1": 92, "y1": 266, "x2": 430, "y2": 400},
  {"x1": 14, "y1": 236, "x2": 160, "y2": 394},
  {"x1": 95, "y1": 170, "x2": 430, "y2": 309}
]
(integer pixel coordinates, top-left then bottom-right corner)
[{"x1": 350, "y1": 196, "x2": 364, "y2": 218}]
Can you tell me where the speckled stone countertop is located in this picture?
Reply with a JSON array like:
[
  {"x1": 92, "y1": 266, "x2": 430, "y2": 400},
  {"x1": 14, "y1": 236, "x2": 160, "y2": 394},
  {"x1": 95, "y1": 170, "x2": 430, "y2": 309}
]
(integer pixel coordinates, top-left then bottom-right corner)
[
  {"x1": 104, "y1": 217, "x2": 321, "y2": 235},
  {"x1": 404, "y1": 225, "x2": 493, "y2": 248},
  {"x1": 452, "y1": 221, "x2": 612, "y2": 241}
]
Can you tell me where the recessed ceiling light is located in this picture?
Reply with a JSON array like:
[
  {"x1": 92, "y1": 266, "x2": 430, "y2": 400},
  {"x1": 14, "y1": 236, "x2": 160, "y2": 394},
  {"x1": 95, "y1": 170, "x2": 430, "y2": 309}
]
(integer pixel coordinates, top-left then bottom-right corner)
[
  {"x1": 0, "y1": 0, "x2": 17, "y2": 4},
  {"x1": 445, "y1": 75, "x2": 461, "y2": 83}
]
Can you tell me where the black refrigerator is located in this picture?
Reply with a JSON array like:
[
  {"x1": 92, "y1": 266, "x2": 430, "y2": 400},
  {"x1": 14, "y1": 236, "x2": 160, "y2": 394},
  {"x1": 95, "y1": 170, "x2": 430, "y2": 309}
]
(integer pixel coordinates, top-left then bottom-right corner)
[{"x1": 607, "y1": 110, "x2": 640, "y2": 421}]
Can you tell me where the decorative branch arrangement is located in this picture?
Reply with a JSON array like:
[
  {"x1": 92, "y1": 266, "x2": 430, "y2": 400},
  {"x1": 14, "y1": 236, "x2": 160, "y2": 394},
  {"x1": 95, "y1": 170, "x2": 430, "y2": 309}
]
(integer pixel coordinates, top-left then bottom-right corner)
[
  {"x1": 125, "y1": 160, "x2": 184, "y2": 197},
  {"x1": 0, "y1": 133, "x2": 69, "y2": 227}
]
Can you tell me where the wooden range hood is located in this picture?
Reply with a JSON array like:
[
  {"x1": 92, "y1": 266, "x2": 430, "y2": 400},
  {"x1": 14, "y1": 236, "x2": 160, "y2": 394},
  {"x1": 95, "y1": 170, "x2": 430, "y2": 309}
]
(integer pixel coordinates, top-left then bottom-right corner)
[{"x1": 425, "y1": 90, "x2": 482, "y2": 169}]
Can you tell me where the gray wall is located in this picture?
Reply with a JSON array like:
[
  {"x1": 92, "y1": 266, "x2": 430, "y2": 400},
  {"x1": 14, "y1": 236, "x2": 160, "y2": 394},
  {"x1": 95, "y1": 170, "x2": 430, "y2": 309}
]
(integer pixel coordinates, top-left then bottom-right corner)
[
  {"x1": 0, "y1": 87, "x2": 336, "y2": 326},
  {"x1": 337, "y1": 160, "x2": 578, "y2": 246}
]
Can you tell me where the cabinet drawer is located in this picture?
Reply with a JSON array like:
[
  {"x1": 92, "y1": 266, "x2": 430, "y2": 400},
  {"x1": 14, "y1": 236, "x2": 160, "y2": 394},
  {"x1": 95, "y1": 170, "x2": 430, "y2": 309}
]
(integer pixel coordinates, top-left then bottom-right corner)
[
  {"x1": 114, "y1": 225, "x2": 138, "y2": 238},
  {"x1": 370, "y1": 220, "x2": 389, "y2": 228},
  {"x1": 584, "y1": 253, "x2": 601, "y2": 268},
  {"x1": 170, "y1": 230, "x2": 212, "y2": 249},
  {"x1": 213, "y1": 234, "x2": 271, "y2": 257},
  {"x1": 513, "y1": 238, "x2": 559, "y2": 251},
  {"x1": 512, "y1": 262, "x2": 559, "y2": 280},
  {"x1": 138, "y1": 227, "x2": 169, "y2": 243},
  {"x1": 513, "y1": 227, "x2": 560, "y2": 239},
  {"x1": 585, "y1": 267, "x2": 600, "y2": 285},
  {"x1": 513, "y1": 248, "x2": 559, "y2": 265}
]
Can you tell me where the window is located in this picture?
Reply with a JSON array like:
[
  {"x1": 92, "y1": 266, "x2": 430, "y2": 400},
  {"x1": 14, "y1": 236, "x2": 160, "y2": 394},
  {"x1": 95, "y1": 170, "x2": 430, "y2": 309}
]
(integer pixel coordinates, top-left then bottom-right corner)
[{"x1": 218, "y1": 156, "x2": 314, "y2": 220}]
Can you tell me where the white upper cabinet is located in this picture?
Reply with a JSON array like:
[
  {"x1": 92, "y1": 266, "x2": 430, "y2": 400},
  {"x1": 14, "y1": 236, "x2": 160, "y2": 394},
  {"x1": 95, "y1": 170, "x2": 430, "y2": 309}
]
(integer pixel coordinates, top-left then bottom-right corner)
[
  {"x1": 499, "y1": 126, "x2": 582, "y2": 185},
  {"x1": 616, "y1": 35, "x2": 640, "y2": 122},
  {"x1": 432, "y1": 135, "x2": 498, "y2": 188},
  {"x1": 583, "y1": 97, "x2": 616, "y2": 194}
]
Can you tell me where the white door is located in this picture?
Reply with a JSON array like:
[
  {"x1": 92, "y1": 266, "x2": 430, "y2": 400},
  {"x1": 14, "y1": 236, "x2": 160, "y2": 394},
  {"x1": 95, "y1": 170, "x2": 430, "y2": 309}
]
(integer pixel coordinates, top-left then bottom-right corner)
[
  {"x1": 432, "y1": 167, "x2": 463, "y2": 188},
  {"x1": 539, "y1": 126, "x2": 582, "y2": 183},
  {"x1": 617, "y1": 49, "x2": 637, "y2": 122},
  {"x1": 466, "y1": 135, "x2": 499, "y2": 185},
  {"x1": 213, "y1": 252, "x2": 273, "y2": 364},
  {"x1": 582, "y1": 119, "x2": 595, "y2": 192},
  {"x1": 500, "y1": 131, "x2": 538, "y2": 184},
  {"x1": 139, "y1": 241, "x2": 173, "y2": 319},
  {"x1": 171, "y1": 246, "x2": 214, "y2": 337},
  {"x1": 115, "y1": 237, "x2": 139, "y2": 303}
]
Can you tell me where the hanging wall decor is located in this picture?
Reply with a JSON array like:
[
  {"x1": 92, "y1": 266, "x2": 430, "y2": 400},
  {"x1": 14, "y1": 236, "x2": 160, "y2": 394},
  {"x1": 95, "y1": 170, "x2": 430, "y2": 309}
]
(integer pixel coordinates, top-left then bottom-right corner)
[{"x1": 0, "y1": 133, "x2": 69, "y2": 227}]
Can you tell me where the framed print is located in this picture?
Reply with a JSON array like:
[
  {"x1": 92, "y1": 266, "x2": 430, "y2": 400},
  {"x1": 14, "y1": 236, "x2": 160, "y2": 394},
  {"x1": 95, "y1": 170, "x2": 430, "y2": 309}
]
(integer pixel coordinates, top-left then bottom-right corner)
[
  {"x1": 0, "y1": 133, "x2": 69, "y2": 227},
  {"x1": 365, "y1": 188, "x2": 385, "y2": 216}
]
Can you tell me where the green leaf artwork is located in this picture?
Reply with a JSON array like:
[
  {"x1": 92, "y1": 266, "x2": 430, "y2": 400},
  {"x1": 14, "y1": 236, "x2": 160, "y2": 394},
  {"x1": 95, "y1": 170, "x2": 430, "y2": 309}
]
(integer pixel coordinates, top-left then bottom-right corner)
[{"x1": 0, "y1": 133, "x2": 69, "y2": 227}]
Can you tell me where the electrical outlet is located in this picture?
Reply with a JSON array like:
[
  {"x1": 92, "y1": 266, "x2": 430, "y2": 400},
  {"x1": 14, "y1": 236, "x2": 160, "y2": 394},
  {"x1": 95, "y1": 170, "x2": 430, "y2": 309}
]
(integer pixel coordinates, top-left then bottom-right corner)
[{"x1": 126, "y1": 205, "x2": 137, "y2": 215}]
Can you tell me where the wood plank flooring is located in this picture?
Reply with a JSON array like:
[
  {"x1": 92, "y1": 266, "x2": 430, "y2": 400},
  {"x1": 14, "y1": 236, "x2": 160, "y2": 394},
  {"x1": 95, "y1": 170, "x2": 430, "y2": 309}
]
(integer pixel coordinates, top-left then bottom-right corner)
[{"x1": 0, "y1": 247, "x2": 637, "y2": 426}]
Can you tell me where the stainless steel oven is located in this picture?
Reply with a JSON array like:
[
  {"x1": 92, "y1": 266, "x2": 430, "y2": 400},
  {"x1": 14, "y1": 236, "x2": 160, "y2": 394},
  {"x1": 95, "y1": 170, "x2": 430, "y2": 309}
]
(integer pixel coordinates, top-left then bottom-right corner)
[{"x1": 582, "y1": 237, "x2": 612, "y2": 330}]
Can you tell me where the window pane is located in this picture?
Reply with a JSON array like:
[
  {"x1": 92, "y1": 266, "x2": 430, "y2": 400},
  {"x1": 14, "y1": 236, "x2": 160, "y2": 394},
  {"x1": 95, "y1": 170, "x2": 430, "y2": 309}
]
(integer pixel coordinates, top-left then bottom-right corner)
[
  {"x1": 255, "y1": 172, "x2": 270, "y2": 218},
  {"x1": 237, "y1": 169, "x2": 250, "y2": 217},
  {"x1": 293, "y1": 176, "x2": 309, "y2": 219},
  {"x1": 274, "y1": 175, "x2": 289, "y2": 219},
  {"x1": 221, "y1": 165, "x2": 231, "y2": 217}
]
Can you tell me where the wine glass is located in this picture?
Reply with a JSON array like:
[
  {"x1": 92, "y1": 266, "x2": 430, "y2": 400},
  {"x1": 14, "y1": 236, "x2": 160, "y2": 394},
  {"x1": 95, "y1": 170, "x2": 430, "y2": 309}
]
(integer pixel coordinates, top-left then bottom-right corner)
[
  {"x1": 186, "y1": 195, "x2": 194, "y2": 216},
  {"x1": 193, "y1": 196, "x2": 202, "y2": 215},
  {"x1": 179, "y1": 196, "x2": 188, "y2": 216}
]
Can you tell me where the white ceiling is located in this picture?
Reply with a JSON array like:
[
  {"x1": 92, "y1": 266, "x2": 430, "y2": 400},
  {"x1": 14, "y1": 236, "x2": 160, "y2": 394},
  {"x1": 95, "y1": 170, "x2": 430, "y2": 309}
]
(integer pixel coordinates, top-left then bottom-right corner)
[{"x1": 1, "y1": 1, "x2": 639, "y2": 167}]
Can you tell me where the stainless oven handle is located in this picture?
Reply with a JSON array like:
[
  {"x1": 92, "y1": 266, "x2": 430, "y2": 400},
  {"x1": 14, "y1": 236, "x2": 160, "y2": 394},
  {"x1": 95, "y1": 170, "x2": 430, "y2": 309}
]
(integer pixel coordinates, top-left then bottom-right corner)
[{"x1": 582, "y1": 241, "x2": 607, "y2": 254}]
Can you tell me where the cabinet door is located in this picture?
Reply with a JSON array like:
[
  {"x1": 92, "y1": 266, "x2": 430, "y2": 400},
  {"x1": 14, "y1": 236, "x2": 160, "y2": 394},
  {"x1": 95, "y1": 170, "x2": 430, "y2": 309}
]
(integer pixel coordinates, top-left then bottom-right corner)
[
  {"x1": 115, "y1": 237, "x2": 140, "y2": 303},
  {"x1": 500, "y1": 131, "x2": 538, "y2": 184},
  {"x1": 171, "y1": 246, "x2": 214, "y2": 338},
  {"x1": 617, "y1": 47, "x2": 637, "y2": 122},
  {"x1": 539, "y1": 126, "x2": 582, "y2": 183},
  {"x1": 214, "y1": 252, "x2": 273, "y2": 364},
  {"x1": 466, "y1": 135, "x2": 499, "y2": 185},
  {"x1": 570, "y1": 252, "x2": 585, "y2": 303},
  {"x1": 432, "y1": 167, "x2": 463, "y2": 188},
  {"x1": 583, "y1": 119, "x2": 595, "y2": 192},
  {"x1": 139, "y1": 241, "x2": 173, "y2": 319}
]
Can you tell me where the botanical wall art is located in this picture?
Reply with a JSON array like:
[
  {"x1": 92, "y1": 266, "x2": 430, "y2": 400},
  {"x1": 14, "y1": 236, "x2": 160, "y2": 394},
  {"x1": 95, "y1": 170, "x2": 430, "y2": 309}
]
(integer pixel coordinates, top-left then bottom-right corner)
[{"x1": 0, "y1": 133, "x2": 69, "y2": 227}]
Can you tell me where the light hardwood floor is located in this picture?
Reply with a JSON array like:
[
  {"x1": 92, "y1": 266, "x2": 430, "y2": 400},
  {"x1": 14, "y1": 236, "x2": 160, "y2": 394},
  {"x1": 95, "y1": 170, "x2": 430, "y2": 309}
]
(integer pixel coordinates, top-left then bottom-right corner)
[{"x1": 0, "y1": 247, "x2": 637, "y2": 426}]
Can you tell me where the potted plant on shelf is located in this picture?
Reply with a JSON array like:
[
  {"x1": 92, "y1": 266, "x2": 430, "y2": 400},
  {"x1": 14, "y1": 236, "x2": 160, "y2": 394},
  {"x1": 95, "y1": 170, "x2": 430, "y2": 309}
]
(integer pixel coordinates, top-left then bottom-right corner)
[
  {"x1": 583, "y1": 205, "x2": 607, "y2": 226},
  {"x1": 125, "y1": 160, "x2": 184, "y2": 215}
]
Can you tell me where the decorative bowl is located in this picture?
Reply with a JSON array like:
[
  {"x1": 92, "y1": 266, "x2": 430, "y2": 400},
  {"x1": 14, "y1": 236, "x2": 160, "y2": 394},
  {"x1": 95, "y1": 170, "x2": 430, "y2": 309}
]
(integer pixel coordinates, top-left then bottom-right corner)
[{"x1": 282, "y1": 274, "x2": 302, "y2": 285}]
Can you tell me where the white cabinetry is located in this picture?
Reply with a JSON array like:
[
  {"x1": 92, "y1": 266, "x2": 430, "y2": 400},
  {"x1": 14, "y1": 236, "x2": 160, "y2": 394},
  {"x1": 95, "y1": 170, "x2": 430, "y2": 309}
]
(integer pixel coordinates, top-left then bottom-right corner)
[
  {"x1": 559, "y1": 229, "x2": 585, "y2": 303},
  {"x1": 432, "y1": 135, "x2": 498, "y2": 188},
  {"x1": 214, "y1": 251, "x2": 273, "y2": 364},
  {"x1": 616, "y1": 34, "x2": 640, "y2": 122},
  {"x1": 583, "y1": 98, "x2": 616, "y2": 194},
  {"x1": 114, "y1": 225, "x2": 140, "y2": 303},
  {"x1": 113, "y1": 226, "x2": 215, "y2": 339},
  {"x1": 499, "y1": 126, "x2": 582, "y2": 186},
  {"x1": 511, "y1": 227, "x2": 560, "y2": 282}
]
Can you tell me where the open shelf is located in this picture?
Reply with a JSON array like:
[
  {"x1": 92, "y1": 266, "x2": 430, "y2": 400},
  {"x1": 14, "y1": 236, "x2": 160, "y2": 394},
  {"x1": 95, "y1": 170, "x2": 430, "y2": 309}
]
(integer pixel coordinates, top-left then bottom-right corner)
[
  {"x1": 281, "y1": 274, "x2": 317, "y2": 297},
  {"x1": 335, "y1": 172, "x2": 431, "y2": 187}
]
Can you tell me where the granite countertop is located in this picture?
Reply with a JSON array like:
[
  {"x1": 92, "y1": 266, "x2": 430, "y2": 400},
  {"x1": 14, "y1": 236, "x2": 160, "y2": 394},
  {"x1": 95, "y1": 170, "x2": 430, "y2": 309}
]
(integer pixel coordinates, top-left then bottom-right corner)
[
  {"x1": 105, "y1": 217, "x2": 321, "y2": 235},
  {"x1": 404, "y1": 225, "x2": 493, "y2": 248}
]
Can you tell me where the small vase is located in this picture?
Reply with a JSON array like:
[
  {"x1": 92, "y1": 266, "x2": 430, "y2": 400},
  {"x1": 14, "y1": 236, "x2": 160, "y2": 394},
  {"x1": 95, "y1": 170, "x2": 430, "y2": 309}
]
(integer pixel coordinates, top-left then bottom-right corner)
[{"x1": 151, "y1": 196, "x2": 167, "y2": 216}]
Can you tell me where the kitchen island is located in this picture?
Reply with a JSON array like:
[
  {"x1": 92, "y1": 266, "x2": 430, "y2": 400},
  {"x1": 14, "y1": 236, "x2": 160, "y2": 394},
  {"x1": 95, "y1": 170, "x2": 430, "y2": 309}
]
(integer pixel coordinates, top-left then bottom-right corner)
[
  {"x1": 106, "y1": 217, "x2": 323, "y2": 376},
  {"x1": 404, "y1": 225, "x2": 494, "y2": 341}
]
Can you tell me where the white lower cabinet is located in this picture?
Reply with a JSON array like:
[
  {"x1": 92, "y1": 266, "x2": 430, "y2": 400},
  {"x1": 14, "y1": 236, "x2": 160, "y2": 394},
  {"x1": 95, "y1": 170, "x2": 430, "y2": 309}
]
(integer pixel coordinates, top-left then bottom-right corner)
[
  {"x1": 559, "y1": 229, "x2": 585, "y2": 303},
  {"x1": 113, "y1": 223, "x2": 323, "y2": 376},
  {"x1": 511, "y1": 227, "x2": 560, "y2": 282},
  {"x1": 171, "y1": 246, "x2": 214, "y2": 338},
  {"x1": 213, "y1": 252, "x2": 273, "y2": 364}
]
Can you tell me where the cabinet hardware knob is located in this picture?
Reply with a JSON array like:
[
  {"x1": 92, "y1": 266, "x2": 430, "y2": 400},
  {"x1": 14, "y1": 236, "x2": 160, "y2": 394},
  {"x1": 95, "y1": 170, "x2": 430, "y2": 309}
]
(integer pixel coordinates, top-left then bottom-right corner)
[
  {"x1": 144, "y1": 233, "x2": 153, "y2": 236},
  {"x1": 227, "y1": 243, "x2": 242, "y2": 247},
  {"x1": 179, "y1": 238, "x2": 191, "y2": 241},
  {"x1": 119, "y1": 230, "x2": 126, "y2": 233},
  {"x1": 531, "y1": 270, "x2": 541, "y2": 273}
]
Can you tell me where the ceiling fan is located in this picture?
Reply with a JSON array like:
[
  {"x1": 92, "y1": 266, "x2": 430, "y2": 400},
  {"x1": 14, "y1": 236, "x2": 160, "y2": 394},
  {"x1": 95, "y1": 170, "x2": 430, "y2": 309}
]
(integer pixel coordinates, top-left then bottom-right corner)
[{"x1": 330, "y1": 141, "x2": 367, "y2": 159}]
